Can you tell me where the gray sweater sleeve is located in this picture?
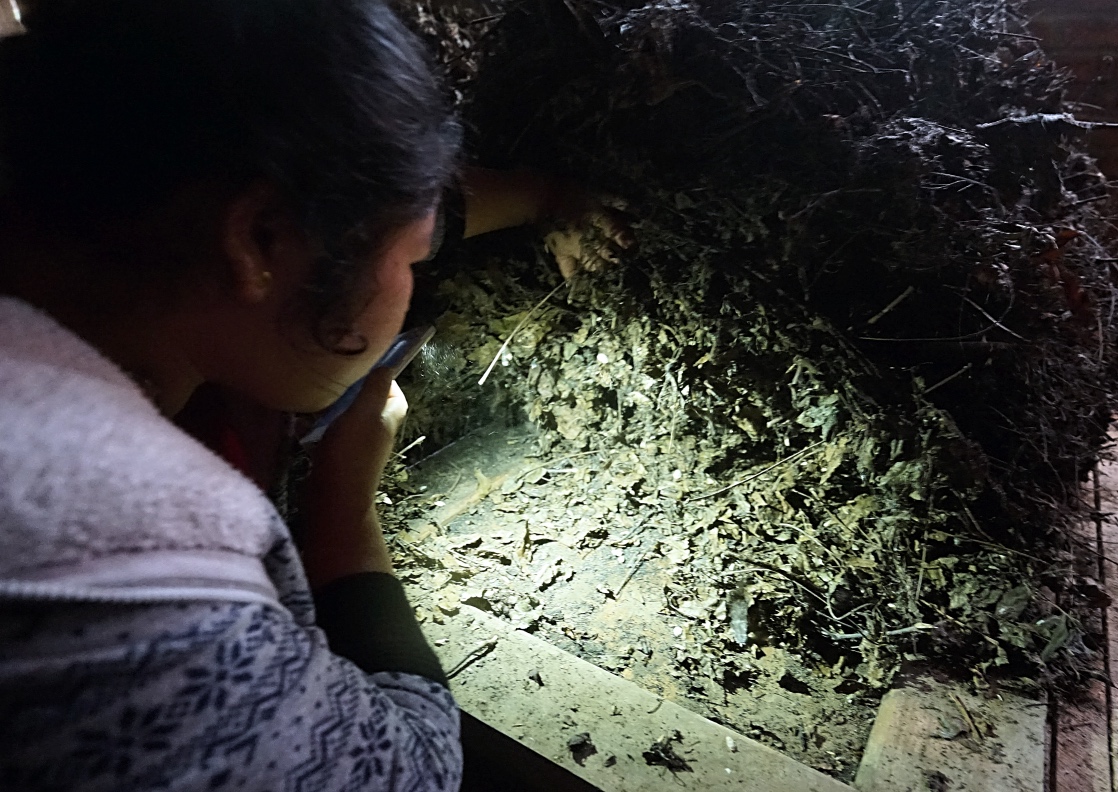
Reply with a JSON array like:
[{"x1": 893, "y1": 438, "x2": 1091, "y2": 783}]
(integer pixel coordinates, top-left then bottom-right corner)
[{"x1": 0, "y1": 600, "x2": 463, "y2": 792}]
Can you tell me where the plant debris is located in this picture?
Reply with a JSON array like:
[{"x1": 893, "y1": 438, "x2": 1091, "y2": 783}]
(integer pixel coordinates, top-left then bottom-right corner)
[
  {"x1": 567, "y1": 732, "x2": 598, "y2": 766},
  {"x1": 379, "y1": 0, "x2": 1118, "y2": 778},
  {"x1": 642, "y1": 731, "x2": 693, "y2": 773}
]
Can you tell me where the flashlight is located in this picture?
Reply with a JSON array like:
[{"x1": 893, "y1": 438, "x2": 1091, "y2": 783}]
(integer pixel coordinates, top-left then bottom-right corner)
[{"x1": 300, "y1": 325, "x2": 435, "y2": 445}]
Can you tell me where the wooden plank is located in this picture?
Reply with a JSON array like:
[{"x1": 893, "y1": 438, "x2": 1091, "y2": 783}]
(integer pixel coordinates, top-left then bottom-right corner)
[
  {"x1": 1085, "y1": 130, "x2": 1118, "y2": 179},
  {"x1": 854, "y1": 679, "x2": 1046, "y2": 792},
  {"x1": 1031, "y1": 0, "x2": 1118, "y2": 15},
  {"x1": 1019, "y1": 4, "x2": 1118, "y2": 173},
  {"x1": 1055, "y1": 679, "x2": 1113, "y2": 792},
  {"x1": 1094, "y1": 459, "x2": 1118, "y2": 792},
  {"x1": 1027, "y1": 0, "x2": 1118, "y2": 123},
  {"x1": 1033, "y1": 27, "x2": 1118, "y2": 53},
  {"x1": 421, "y1": 605, "x2": 855, "y2": 792},
  {"x1": 1029, "y1": 12, "x2": 1118, "y2": 51},
  {"x1": 1052, "y1": 489, "x2": 1112, "y2": 792}
]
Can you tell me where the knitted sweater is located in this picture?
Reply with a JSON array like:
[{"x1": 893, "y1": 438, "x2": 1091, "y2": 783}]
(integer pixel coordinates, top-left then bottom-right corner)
[{"x1": 0, "y1": 296, "x2": 461, "y2": 792}]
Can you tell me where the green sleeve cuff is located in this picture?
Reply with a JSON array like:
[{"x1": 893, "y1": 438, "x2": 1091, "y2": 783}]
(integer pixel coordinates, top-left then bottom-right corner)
[{"x1": 312, "y1": 572, "x2": 447, "y2": 687}]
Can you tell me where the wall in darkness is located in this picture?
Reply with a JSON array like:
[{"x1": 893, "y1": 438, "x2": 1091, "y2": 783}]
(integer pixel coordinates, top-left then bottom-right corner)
[{"x1": 1030, "y1": 0, "x2": 1118, "y2": 176}]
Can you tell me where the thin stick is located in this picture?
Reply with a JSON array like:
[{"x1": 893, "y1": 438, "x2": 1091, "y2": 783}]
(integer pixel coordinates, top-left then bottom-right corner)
[
  {"x1": 961, "y1": 296, "x2": 1025, "y2": 341},
  {"x1": 914, "y1": 541, "x2": 927, "y2": 607},
  {"x1": 446, "y1": 639, "x2": 499, "y2": 680},
  {"x1": 615, "y1": 546, "x2": 654, "y2": 598},
  {"x1": 394, "y1": 435, "x2": 426, "y2": 458},
  {"x1": 977, "y1": 113, "x2": 1118, "y2": 132},
  {"x1": 923, "y1": 363, "x2": 972, "y2": 395},
  {"x1": 691, "y1": 440, "x2": 826, "y2": 501},
  {"x1": 867, "y1": 286, "x2": 914, "y2": 326},
  {"x1": 824, "y1": 622, "x2": 934, "y2": 641},
  {"x1": 478, "y1": 282, "x2": 566, "y2": 386},
  {"x1": 514, "y1": 450, "x2": 601, "y2": 484},
  {"x1": 949, "y1": 692, "x2": 982, "y2": 742}
]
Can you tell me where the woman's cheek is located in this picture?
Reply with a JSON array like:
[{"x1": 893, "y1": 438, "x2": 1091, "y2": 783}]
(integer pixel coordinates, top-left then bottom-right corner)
[
  {"x1": 382, "y1": 261, "x2": 413, "y2": 322},
  {"x1": 360, "y1": 262, "x2": 414, "y2": 356}
]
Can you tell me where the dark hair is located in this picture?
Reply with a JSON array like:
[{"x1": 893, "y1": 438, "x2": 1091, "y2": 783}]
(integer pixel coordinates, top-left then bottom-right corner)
[{"x1": 0, "y1": 0, "x2": 460, "y2": 350}]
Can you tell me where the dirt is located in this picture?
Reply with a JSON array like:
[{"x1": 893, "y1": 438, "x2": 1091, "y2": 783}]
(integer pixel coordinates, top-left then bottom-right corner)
[
  {"x1": 354, "y1": 0, "x2": 1118, "y2": 781},
  {"x1": 387, "y1": 423, "x2": 876, "y2": 780}
]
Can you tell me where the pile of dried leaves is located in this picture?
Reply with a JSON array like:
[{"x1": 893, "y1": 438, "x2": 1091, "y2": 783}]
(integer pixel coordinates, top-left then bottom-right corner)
[{"x1": 390, "y1": 0, "x2": 1118, "y2": 692}]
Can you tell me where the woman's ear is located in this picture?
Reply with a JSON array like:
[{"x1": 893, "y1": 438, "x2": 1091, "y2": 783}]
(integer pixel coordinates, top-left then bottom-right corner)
[{"x1": 221, "y1": 180, "x2": 299, "y2": 304}]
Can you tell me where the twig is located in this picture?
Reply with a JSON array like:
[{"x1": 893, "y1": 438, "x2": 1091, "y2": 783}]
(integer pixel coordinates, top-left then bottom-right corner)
[
  {"x1": 691, "y1": 440, "x2": 827, "y2": 501},
  {"x1": 949, "y1": 692, "x2": 983, "y2": 743},
  {"x1": 823, "y1": 623, "x2": 934, "y2": 641},
  {"x1": 931, "y1": 530, "x2": 1045, "y2": 564},
  {"x1": 923, "y1": 363, "x2": 972, "y2": 395},
  {"x1": 446, "y1": 639, "x2": 499, "y2": 680},
  {"x1": 738, "y1": 562, "x2": 828, "y2": 605},
  {"x1": 613, "y1": 518, "x2": 652, "y2": 545},
  {"x1": 615, "y1": 545, "x2": 655, "y2": 597},
  {"x1": 891, "y1": 0, "x2": 934, "y2": 33},
  {"x1": 1072, "y1": 195, "x2": 1111, "y2": 208},
  {"x1": 866, "y1": 286, "x2": 915, "y2": 326},
  {"x1": 927, "y1": 171, "x2": 999, "y2": 196},
  {"x1": 914, "y1": 540, "x2": 928, "y2": 606},
  {"x1": 514, "y1": 450, "x2": 601, "y2": 485},
  {"x1": 984, "y1": 29, "x2": 1039, "y2": 41},
  {"x1": 961, "y1": 296, "x2": 1025, "y2": 341},
  {"x1": 394, "y1": 435, "x2": 426, "y2": 458},
  {"x1": 462, "y1": 12, "x2": 504, "y2": 26},
  {"x1": 955, "y1": 494, "x2": 998, "y2": 544},
  {"x1": 1061, "y1": 525, "x2": 1118, "y2": 569},
  {"x1": 860, "y1": 330, "x2": 1023, "y2": 343},
  {"x1": 478, "y1": 281, "x2": 566, "y2": 386},
  {"x1": 864, "y1": 287, "x2": 1022, "y2": 345},
  {"x1": 977, "y1": 113, "x2": 1118, "y2": 132},
  {"x1": 927, "y1": 602, "x2": 1001, "y2": 649}
]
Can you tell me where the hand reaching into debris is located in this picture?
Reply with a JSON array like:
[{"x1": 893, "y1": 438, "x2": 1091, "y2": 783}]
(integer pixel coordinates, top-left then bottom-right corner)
[
  {"x1": 302, "y1": 368, "x2": 407, "y2": 585},
  {"x1": 460, "y1": 166, "x2": 635, "y2": 279},
  {"x1": 542, "y1": 187, "x2": 635, "y2": 280}
]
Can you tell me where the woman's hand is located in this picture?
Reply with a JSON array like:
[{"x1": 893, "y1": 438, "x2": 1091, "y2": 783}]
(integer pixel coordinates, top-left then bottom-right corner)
[
  {"x1": 541, "y1": 187, "x2": 636, "y2": 280},
  {"x1": 301, "y1": 368, "x2": 407, "y2": 586},
  {"x1": 460, "y1": 167, "x2": 636, "y2": 279},
  {"x1": 516, "y1": 173, "x2": 638, "y2": 280}
]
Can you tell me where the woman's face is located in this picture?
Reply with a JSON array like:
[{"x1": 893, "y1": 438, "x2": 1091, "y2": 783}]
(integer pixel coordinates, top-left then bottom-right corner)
[
  {"x1": 317, "y1": 214, "x2": 434, "y2": 398},
  {"x1": 206, "y1": 210, "x2": 435, "y2": 413}
]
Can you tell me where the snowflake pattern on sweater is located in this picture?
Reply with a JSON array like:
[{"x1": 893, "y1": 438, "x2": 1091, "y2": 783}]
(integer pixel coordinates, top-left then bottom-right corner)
[{"x1": 0, "y1": 538, "x2": 462, "y2": 792}]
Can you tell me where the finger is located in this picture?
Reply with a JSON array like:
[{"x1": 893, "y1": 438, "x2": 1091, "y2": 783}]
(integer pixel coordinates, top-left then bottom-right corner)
[
  {"x1": 596, "y1": 240, "x2": 621, "y2": 264},
  {"x1": 603, "y1": 238, "x2": 631, "y2": 263},
  {"x1": 382, "y1": 380, "x2": 408, "y2": 434},
  {"x1": 545, "y1": 229, "x2": 585, "y2": 280},
  {"x1": 558, "y1": 253, "x2": 580, "y2": 281},
  {"x1": 609, "y1": 226, "x2": 636, "y2": 251},
  {"x1": 598, "y1": 207, "x2": 637, "y2": 249},
  {"x1": 598, "y1": 193, "x2": 631, "y2": 212}
]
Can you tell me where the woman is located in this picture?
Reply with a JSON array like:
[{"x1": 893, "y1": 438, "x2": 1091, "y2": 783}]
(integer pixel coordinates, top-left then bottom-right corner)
[{"x1": 0, "y1": 0, "x2": 466, "y2": 788}]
